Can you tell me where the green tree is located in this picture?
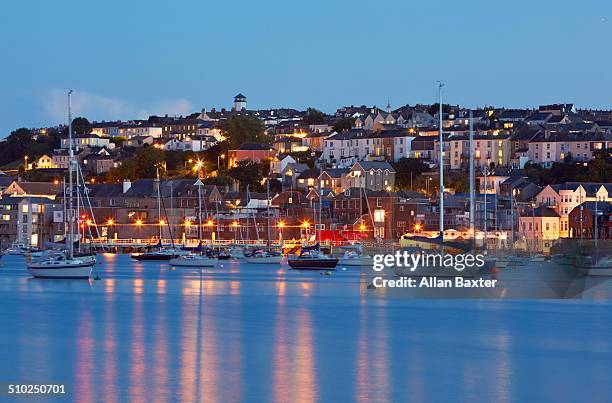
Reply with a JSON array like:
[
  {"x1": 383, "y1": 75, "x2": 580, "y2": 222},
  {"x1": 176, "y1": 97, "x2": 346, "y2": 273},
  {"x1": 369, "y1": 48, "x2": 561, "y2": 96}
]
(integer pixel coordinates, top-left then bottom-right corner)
[
  {"x1": 219, "y1": 116, "x2": 267, "y2": 149},
  {"x1": 391, "y1": 158, "x2": 428, "y2": 190},
  {"x1": 227, "y1": 160, "x2": 266, "y2": 191},
  {"x1": 332, "y1": 118, "x2": 353, "y2": 133},
  {"x1": 303, "y1": 108, "x2": 326, "y2": 125},
  {"x1": 110, "y1": 136, "x2": 127, "y2": 148},
  {"x1": 71, "y1": 117, "x2": 92, "y2": 135},
  {"x1": 106, "y1": 146, "x2": 166, "y2": 182}
]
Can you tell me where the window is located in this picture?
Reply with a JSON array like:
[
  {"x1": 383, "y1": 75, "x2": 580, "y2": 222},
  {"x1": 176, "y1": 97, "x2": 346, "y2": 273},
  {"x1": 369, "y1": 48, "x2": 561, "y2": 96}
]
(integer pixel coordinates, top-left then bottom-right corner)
[
  {"x1": 2, "y1": 214, "x2": 9, "y2": 221},
  {"x1": 376, "y1": 199, "x2": 382, "y2": 207},
  {"x1": 374, "y1": 209, "x2": 385, "y2": 222},
  {"x1": 21, "y1": 205, "x2": 29, "y2": 213}
]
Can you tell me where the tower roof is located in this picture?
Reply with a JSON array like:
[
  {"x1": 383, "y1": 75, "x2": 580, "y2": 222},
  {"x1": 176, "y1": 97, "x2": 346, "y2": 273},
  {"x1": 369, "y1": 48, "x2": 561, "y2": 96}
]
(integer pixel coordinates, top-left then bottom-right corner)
[{"x1": 234, "y1": 93, "x2": 247, "y2": 100}]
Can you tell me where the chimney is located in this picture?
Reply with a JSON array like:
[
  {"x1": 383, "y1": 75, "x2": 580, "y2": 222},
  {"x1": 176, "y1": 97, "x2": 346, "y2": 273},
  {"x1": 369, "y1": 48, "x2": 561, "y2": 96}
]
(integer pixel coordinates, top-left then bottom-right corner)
[
  {"x1": 123, "y1": 179, "x2": 132, "y2": 193},
  {"x1": 201, "y1": 107, "x2": 206, "y2": 115}
]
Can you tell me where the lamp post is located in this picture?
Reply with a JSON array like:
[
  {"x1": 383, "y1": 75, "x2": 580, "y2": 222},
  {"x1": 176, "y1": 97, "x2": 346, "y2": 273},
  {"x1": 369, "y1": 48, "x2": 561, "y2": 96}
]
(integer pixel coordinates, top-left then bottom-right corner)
[{"x1": 217, "y1": 153, "x2": 226, "y2": 172}]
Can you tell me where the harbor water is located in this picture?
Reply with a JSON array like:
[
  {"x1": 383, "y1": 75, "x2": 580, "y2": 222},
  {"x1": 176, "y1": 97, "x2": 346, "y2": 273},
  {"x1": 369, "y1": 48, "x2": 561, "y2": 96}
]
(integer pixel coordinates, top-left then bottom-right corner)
[{"x1": 1, "y1": 254, "x2": 612, "y2": 402}]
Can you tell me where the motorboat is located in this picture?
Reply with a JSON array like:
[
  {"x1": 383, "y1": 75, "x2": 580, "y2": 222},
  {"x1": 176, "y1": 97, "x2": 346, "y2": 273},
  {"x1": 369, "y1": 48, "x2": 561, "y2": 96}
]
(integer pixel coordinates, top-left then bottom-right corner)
[
  {"x1": 27, "y1": 255, "x2": 93, "y2": 279},
  {"x1": 244, "y1": 249, "x2": 283, "y2": 264},
  {"x1": 339, "y1": 250, "x2": 373, "y2": 267},
  {"x1": 169, "y1": 253, "x2": 217, "y2": 267},
  {"x1": 288, "y1": 246, "x2": 338, "y2": 270}
]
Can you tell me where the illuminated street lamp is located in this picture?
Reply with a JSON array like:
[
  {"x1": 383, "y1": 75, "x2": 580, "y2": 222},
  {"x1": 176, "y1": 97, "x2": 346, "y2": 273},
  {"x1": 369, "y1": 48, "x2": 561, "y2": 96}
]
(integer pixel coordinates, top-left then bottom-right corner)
[
  {"x1": 217, "y1": 153, "x2": 226, "y2": 171},
  {"x1": 135, "y1": 219, "x2": 143, "y2": 227},
  {"x1": 278, "y1": 220, "x2": 285, "y2": 242},
  {"x1": 106, "y1": 218, "x2": 114, "y2": 226}
]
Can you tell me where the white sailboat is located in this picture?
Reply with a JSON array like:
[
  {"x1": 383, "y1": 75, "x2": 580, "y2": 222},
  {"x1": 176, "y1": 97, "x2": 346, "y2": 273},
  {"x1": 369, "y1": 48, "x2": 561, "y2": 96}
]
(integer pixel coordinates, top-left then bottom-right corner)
[
  {"x1": 27, "y1": 90, "x2": 94, "y2": 279},
  {"x1": 170, "y1": 162, "x2": 216, "y2": 267}
]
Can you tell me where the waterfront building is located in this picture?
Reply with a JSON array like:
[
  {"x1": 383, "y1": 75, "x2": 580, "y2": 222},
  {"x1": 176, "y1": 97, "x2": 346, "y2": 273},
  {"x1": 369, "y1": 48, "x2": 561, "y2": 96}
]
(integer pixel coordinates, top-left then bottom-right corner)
[{"x1": 568, "y1": 201, "x2": 612, "y2": 239}]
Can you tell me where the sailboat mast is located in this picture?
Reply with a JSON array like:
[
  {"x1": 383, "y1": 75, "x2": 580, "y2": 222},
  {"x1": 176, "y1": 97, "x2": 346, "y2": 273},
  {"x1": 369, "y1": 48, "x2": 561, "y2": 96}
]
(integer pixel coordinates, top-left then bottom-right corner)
[
  {"x1": 469, "y1": 110, "x2": 475, "y2": 238},
  {"x1": 156, "y1": 167, "x2": 163, "y2": 250},
  {"x1": 62, "y1": 177, "x2": 67, "y2": 242},
  {"x1": 196, "y1": 164, "x2": 203, "y2": 251},
  {"x1": 438, "y1": 82, "x2": 445, "y2": 240},
  {"x1": 266, "y1": 179, "x2": 271, "y2": 250},
  {"x1": 67, "y1": 90, "x2": 74, "y2": 259},
  {"x1": 483, "y1": 166, "x2": 488, "y2": 245}
]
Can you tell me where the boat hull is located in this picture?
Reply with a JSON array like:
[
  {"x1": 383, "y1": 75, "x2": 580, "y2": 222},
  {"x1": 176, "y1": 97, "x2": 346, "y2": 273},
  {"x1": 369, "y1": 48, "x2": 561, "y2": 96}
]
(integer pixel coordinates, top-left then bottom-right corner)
[
  {"x1": 288, "y1": 259, "x2": 338, "y2": 270},
  {"x1": 169, "y1": 257, "x2": 216, "y2": 267},
  {"x1": 244, "y1": 256, "x2": 283, "y2": 264},
  {"x1": 339, "y1": 257, "x2": 373, "y2": 267},
  {"x1": 131, "y1": 253, "x2": 175, "y2": 261},
  {"x1": 27, "y1": 265, "x2": 92, "y2": 279}
]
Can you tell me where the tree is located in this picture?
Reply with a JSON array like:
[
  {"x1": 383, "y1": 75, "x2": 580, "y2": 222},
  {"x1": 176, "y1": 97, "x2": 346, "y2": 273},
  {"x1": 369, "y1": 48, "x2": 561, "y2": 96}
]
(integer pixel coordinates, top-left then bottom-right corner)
[
  {"x1": 332, "y1": 118, "x2": 353, "y2": 133},
  {"x1": 0, "y1": 128, "x2": 33, "y2": 166},
  {"x1": 303, "y1": 108, "x2": 326, "y2": 125},
  {"x1": 227, "y1": 160, "x2": 266, "y2": 191},
  {"x1": 219, "y1": 116, "x2": 267, "y2": 149},
  {"x1": 391, "y1": 158, "x2": 428, "y2": 190},
  {"x1": 71, "y1": 117, "x2": 92, "y2": 135},
  {"x1": 110, "y1": 136, "x2": 127, "y2": 148},
  {"x1": 106, "y1": 146, "x2": 165, "y2": 182}
]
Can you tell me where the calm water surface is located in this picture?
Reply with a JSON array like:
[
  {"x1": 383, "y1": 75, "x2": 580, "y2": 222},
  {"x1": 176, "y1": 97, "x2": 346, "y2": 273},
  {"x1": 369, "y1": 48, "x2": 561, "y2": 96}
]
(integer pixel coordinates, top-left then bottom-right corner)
[{"x1": 0, "y1": 254, "x2": 612, "y2": 402}]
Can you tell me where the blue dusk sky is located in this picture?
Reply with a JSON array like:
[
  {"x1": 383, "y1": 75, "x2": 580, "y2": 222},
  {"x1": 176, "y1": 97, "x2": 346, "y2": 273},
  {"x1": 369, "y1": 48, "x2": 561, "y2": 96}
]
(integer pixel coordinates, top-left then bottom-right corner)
[{"x1": 0, "y1": 0, "x2": 611, "y2": 135}]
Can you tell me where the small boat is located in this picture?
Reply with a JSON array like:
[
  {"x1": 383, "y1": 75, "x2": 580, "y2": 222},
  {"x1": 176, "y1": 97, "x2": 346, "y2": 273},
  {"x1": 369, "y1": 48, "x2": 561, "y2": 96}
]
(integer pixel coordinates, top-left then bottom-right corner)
[
  {"x1": 244, "y1": 249, "x2": 283, "y2": 264},
  {"x1": 288, "y1": 247, "x2": 338, "y2": 270},
  {"x1": 131, "y1": 250, "x2": 178, "y2": 261},
  {"x1": 339, "y1": 250, "x2": 373, "y2": 267},
  {"x1": 169, "y1": 253, "x2": 217, "y2": 267},
  {"x1": 6, "y1": 242, "x2": 28, "y2": 255},
  {"x1": 27, "y1": 255, "x2": 93, "y2": 279}
]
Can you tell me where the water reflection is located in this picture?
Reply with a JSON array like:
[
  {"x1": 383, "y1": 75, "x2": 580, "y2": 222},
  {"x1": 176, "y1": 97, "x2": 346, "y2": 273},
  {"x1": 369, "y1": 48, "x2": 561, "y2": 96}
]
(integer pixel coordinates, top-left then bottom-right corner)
[{"x1": 1, "y1": 254, "x2": 612, "y2": 402}]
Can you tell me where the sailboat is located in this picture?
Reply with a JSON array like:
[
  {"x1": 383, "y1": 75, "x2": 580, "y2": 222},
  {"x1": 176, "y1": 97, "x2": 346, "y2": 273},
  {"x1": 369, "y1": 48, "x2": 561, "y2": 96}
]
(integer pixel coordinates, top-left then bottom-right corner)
[
  {"x1": 339, "y1": 188, "x2": 372, "y2": 266},
  {"x1": 170, "y1": 163, "x2": 216, "y2": 267},
  {"x1": 132, "y1": 169, "x2": 183, "y2": 261},
  {"x1": 287, "y1": 180, "x2": 338, "y2": 270},
  {"x1": 244, "y1": 179, "x2": 282, "y2": 264},
  {"x1": 394, "y1": 84, "x2": 480, "y2": 278},
  {"x1": 27, "y1": 90, "x2": 95, "y2": 279}
]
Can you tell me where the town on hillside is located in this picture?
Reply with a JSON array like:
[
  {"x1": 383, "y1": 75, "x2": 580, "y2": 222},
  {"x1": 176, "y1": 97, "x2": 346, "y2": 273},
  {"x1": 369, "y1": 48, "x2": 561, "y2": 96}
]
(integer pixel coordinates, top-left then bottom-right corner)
[{"x1": 0, "y1": 94, "x2": 611, "y2": 250}]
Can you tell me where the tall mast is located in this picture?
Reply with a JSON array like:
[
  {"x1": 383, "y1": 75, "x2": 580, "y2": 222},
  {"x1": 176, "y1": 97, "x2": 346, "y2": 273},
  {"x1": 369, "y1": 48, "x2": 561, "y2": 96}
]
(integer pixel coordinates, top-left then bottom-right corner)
[
  {"x1": 195, "y1": 163, "x2": 203, "y2": 252},
  {"x1": 483, "y1": 166, "x2": 488, "y2": 247},
  {"x1": 469, "y1": 110, "x2": 475, "y2": 239},
  {"x1": 438, "y1": 82, "x2": 445, "y2": 239},
  {"x1": 67, "y1": 90, "x2": 74, "y2": 259},
  {"x1": 156, "y1": 167, "x2": 163, "y2": 250},
  {"x1": 266, "y1": 179, "x2": 271, "y2": 250},
  {"x1": 62, "y1": 177, "x2": 67, "y2": 242}
]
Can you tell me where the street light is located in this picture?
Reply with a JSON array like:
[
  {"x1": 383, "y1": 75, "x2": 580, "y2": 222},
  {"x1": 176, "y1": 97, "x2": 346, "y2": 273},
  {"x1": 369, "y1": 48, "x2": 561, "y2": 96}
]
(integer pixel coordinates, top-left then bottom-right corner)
[
  {"x1": 106, "y1": 218, "x2": 114, "y2": 226},
  {"x1": 135, "y1": 219, "x2": 143, "y2": 227},
  {"x1": 218, "y1": 153, "x2": 226, "y2": 172}
]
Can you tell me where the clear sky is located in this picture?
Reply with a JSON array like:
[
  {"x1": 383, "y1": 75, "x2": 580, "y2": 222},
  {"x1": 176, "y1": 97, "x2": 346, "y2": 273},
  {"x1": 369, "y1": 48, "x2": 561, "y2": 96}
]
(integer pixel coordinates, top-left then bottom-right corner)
[{"x1": 1, "y1": 0, "x2": 611, "y2": 135}]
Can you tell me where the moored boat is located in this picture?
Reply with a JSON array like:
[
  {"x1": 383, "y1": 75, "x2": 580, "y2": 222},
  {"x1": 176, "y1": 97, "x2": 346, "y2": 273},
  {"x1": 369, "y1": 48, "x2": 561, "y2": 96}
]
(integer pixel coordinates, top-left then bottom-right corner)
[
  {"x1": 244, "y1": 249, "x2": 283, "y2": 264},
  {"x1": 169, "y1": 253, "x2": 217, "y2": 267},
  {"x1": 288, "y1": 245, "x2": 338, "y2": 270},
  {"x1": 27, "y1": 255, "x2": 93, "y2": 279},
  {"x1": 339, "y1": 250, "x2": 373, "y2": 267}
]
